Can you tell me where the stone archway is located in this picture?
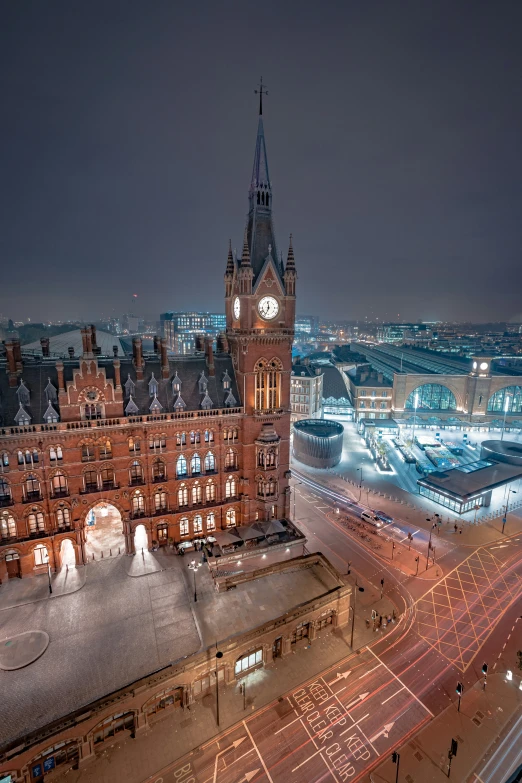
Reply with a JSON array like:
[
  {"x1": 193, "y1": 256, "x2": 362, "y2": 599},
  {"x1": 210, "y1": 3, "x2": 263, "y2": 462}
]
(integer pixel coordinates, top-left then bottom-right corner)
[
  {"x1": 59, "y1": 538, "x2": 77, "y2": 568},
  {"x1": 133, "y1": 523, "x2": 149, "y2": 553},
  {"x1": 84, "y1": 503, "x2": 126, "y2": 560}
]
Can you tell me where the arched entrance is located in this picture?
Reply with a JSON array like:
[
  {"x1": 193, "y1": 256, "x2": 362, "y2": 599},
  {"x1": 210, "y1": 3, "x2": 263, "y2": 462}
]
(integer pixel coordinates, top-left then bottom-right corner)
[
  {"x1": 84, "y1": 503, "x2": 125, "y2": 559},
  {"x1": 133, "y1": 523, "x2": 149, "y2": 552},
  {"x1": 60, "y1": 538, "x2": 76, "y2": 568}
]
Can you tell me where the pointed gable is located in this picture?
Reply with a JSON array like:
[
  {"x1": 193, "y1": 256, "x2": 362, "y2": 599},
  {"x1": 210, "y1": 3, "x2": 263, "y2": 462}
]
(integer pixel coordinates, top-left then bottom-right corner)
[
  {"x1": 17, "y1": 380, "x2": 30, "y2": 406},
  {"x1": 125, "y1": 395, "x2": 139, "y2": 415},
  {"x1": 172, "y1": 371, "x2": 182, "y2": 394},
  {"x1": 124, "y1": 374, "x2": 135, "y2": 397},
  {"x1": 148, "y1": 373, "x2": 158, "y2": 398},
  {"x1": 201, "y1": 392, "x2": 213, "y2": 410},
  {"x1": 224, "y1": 389, "x2": 237, "y2": 407},
  {"x1": 43, "y1": 401, "x2": 59, "y2": 423},
  {"x1": 14, "y1": 402, "x2": 31, "y2": 425},
  {"x1": 198, "y1": 372, "x2": 208, "y2": 394},
  {"x1": 149, "y1": 394, "x2": 163, "y2": 413},
  {"x1": 174, "y1": 393, "x2": 186, "y2": 411},
  {"x1": 45, "y1": 378, "x2": 58, "y2": 404}
]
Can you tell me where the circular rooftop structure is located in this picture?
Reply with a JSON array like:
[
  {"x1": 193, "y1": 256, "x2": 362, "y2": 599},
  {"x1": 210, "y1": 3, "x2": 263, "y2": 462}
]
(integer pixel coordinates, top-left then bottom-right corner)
[
  {"x1": 293, "y1": 419, "x2": 344, "y2": 469},
  {"x1": 480, "y1": 440, "x2": 522, "y2": 468}
]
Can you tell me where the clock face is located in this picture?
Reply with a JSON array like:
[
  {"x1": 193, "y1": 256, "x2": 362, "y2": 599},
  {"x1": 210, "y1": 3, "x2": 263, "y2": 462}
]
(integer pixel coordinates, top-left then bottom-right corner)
[
  {"x1": 479, "y1": 362, "x2": 488, "y2": 371},
  {"x1": 258, "y1": 296, "x2": 279, "y2": 320},
  {"x1": 233, "y1": 297, "x2": 240, "y2": 320}
]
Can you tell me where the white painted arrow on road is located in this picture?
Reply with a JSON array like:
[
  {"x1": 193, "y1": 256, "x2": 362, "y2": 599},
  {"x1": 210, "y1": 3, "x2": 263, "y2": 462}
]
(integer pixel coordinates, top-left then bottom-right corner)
[
  {"x1": 345, "y1": 692, "x2": 370, "y2": 711},
  {"x1": 213, "y1": 738, "x2": 247, "y2": 783},
  {"x1": 369, "y1": 722, "x2": 395, "y2": 743},
  {"x1": 242, "y1": 769, "x2": 261, "y2": 782},
  {"x1": 329, "y1": 670, "x2": 351, "y2": 685}
]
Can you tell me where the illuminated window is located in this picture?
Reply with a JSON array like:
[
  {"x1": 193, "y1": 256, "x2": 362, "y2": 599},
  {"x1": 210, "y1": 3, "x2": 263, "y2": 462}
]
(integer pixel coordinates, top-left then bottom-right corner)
[
  {"x1": 204, "y1": 451, "x2": 215, "y2": 472},
  {"x1": 56, "y1": 508, "x2": 70, "y2": 528},
  {"x1": 132, "y1": 491, "x2": 145, "y2": 514},
  {"x1": 33, "y1": 544, "x2": 49, "y2": 566},
  {"x1": 205, "y1": 479, "x2": 216, "y2": 502},
  {"x1": 225, "y1": 508, "x2": 236, "y2": 527},
  {"x1": 28, "y1": 511, "x2": 45, "y2": 533},
  {"x1": 206, "y1": 512, "x2": 216, "y2": 532},
  {"x1": 255, "y1": 358, "x2": 282, "y2": 410},
  {"x1": 192, "y1": 481, "x2": 202, "y2": 505},
  {"x1": 487, "y1": 385, "x2": 522, "y2": 414},
  {"x1": 225, "y1": 476, "x2": 236, "y2": 499},
  {"x1": 193, "y1": 514, "x2": 203, "y2": 533},
  {"x1": 225, "y1": 448, "x2": 237, "y2": 469},
  {"x1": 178, "y1": 484, "x2": 188, "y2": 507},
  {"x1": 155, "y1": 490, "x2": 167, "y2": 511},
  {"x1": 405, "y1": 384, "x2": 457, "y2": 411},
  {"x1": 0, "y1": 513, "x2": 16, "y2": 539},
  {"x1": 235, "y1": 648, "x2": 262, "y2": 675},
  {"x1": 180, "y1": 517, "x2": 189, "y2": 536}
]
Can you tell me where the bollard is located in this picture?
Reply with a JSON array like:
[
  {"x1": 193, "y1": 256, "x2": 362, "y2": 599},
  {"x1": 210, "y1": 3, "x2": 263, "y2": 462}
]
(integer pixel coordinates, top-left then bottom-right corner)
[
  {"x1": 118, "y1": 547, "x2": 121, "y2": 555},
  {"x1": 110, "y1": 548, "x2": 112, "y2": 557},
  {"x1": 101, "y1": 551, "x2": 104, "y2": 558},
  {"x1": 92, "y1": 553, "x2": 95, "y2": 561},
  {"x1": 66, "y1": 564, "x2": 69, "y2": 574}
]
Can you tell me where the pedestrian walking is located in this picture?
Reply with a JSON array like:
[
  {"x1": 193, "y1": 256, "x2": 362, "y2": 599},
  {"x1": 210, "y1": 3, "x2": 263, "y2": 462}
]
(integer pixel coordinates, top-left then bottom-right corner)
[
  {"x1": 454, "y1": 523, "x2": 458, "y2": 533},
  {"x1": 378, "y1": 614, "x2": 383, "y2": 627},
  {"x1": 392, "y1": 609, "x2": 396, "y2": 622}
]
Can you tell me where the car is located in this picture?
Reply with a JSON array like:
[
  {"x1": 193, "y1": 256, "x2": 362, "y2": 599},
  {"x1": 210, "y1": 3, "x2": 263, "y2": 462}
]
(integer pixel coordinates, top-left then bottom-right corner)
[
  {"x1": 361, "y1": 511, "x2": 383, "y2": 527},
  {"x1": 375, "y1": 510, "x2": 393, "y2": 524}
]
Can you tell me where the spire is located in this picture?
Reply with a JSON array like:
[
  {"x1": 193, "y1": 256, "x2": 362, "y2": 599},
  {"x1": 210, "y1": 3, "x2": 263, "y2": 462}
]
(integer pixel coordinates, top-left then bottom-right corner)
[
  {"x1": 286, "y1": 234, "x2": 296, "y2": 271},
  {"x1": 254, "y1": 76, "x2": 268, "y2": 117},
  {"x1": 240, "y1": 229, "x2": 251, "y2": 267},
  {"x1": 225, "y1": 238, "x2": 234, "y2": 274}
]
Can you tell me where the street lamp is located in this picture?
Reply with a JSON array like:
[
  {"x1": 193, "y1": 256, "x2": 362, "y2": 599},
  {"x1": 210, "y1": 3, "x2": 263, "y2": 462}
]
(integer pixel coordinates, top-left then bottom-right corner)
[
  {"x1": 425, "y1": 518, "x2": 435, "y2": 570},
  {"x1": 357, "y1": 467, "x2": 363, "y2": 502},
  {"x1": 502, "y1": 490, "x2": 517, "y2": 534},
  {"x1": 188, "y1": 559, "x2": 201, "y2": 602},
  {"x1": 292, "y1": 481, "x2": 302, "y2": 520},
  {"x1": 500, "y1": 394, "x2": 511, "y2": 442},
  {"x1": 411, "y1": 393, "x2": 420, "y2": 446},
  {"x1": 350, "y1": 579, "x2": 365, "y2": 648},
  {"x1": 215, "y1": 646, "x2": 223, "y2": 727}
]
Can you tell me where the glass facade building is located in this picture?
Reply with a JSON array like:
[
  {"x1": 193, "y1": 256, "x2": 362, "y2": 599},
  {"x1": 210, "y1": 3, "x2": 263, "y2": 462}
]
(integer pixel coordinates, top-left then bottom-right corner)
[
  {"x1": 487, "y1": 385, "x2": 522, "y2": 414},
  {"x1": 405, "y1": 383, "x2": 457, "y2": 411}
]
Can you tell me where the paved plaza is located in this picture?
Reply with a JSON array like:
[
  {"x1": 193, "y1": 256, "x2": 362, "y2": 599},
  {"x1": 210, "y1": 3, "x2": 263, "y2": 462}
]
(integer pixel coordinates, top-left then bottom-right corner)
[{"x1": 0, "y1": 550, "x2": 340, "y2": 748}]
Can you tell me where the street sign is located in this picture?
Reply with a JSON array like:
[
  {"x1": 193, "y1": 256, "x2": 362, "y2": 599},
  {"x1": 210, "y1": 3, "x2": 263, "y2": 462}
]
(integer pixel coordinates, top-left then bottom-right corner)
[
  {"x1": 32, "y1": 764, "x2": 42, "y2": 778},
  {"x1": 43, "y1": 757, "x2": 55, "y2": 772}
]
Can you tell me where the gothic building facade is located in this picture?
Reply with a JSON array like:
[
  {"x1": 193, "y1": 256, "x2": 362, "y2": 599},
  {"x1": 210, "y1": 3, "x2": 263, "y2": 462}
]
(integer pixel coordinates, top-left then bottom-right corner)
[{"x1": 0, "y1": 106, "x2": 296, "y2": 583}]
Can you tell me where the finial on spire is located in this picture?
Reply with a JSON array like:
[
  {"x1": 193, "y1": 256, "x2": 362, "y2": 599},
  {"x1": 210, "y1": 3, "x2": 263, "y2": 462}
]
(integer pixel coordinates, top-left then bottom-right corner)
[
  {"x1": 254, "y1": 76, "x2": 268, "y2": 116},
  {"x1": 226, "y1": 238, "x2": 234, "y2": 274},
  {"x1": 241, "y1": 229, "x2": 251, "y2": 267},
  {"x1": 286, "y1": 234, "x2": 295, "y2": 270}
]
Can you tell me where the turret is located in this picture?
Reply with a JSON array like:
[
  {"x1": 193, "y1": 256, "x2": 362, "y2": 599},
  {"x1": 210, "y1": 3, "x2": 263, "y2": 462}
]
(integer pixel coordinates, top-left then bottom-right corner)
[
  {"x1": 224, "y1": 239, "x2": 234, "y2": 298},
  {"x1": 284, "y1": 234, "x2": 297, "y2": 296},
  {"x1": 238, "y1": 231, "x2": 253, "y2": 295}
]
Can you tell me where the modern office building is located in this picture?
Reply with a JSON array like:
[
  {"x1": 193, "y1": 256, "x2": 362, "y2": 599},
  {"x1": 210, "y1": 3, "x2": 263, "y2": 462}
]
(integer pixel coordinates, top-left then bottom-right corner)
[
  {"x1": 351, "y1": 343, "x2": 522, "y2": 431},
  {"x1": 376, "y1": 323, "x2": 432, "y2": 344},
  {"x1": 160, "y1": 312, "x2": 226, "y2": 354}
]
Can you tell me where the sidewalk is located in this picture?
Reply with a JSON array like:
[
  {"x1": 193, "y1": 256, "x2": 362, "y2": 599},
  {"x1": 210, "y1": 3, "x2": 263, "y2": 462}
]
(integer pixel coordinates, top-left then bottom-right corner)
[
  {"x1": 55, "y1": 613, "x2": 401, "y2": 783},
  {"x1": 0, "y1": 564, "x2": 86, "y2": 611},
  {"x1": 369, "y1": 672, "x2": 522, "y2": 783}
]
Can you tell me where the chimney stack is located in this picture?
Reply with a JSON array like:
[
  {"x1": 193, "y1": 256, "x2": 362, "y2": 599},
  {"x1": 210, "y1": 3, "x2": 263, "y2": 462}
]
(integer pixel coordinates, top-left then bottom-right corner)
[
  {"x1": 40, "y1": 337, "x2": 50, "y2": 357},
  {"x1": 90, "y1": 324, "x2": 97, "y2": 350},
  {"x1": 132, "y1": 337, "x2": 144, "y2": 380},
  {"x1": 5, "y1": 340, "x2": 18, "y2": 387},
  {"x1": 216, "y1": 333, "x2": 229, "y2": 353},
  {"x1": 160, "y1": 338, "x2": 169, "y2": 379},
  {"x1": 153, "y1": 335, "x2": 160, "y2": 354},
  {"x1": 195, "y1": 335, "x2": 205, "y2": 353},
  {"x1": 113, "y1": 345, "x2": 119, "y2": 357},
  {"x1": 113, "y1": 358, "x2": 121, "y2": 389},
  {"x1": 205, "y1": 336, "x2": 215, "y2": 376},
  {"x1": 81, "y1": 327, "x2": 93, "y2": 356},
  {"x1": 56, "y1": 360, "x2": 65, "y2": 392},
  {"x1": 68, "y1": 346, "x2": 75, "y2": 359}
]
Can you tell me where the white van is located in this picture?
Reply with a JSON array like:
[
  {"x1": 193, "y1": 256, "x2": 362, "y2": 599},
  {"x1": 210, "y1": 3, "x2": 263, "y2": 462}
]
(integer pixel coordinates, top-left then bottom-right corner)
[{"x1": 361, "y1": 511, "x2": 383, "y2": 528}]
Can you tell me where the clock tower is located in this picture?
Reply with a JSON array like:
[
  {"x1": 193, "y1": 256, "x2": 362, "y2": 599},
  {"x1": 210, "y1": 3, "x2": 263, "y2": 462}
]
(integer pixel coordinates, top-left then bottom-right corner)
[{"x1": 224, "y1": 83, "x2": 296, "y2": 522}]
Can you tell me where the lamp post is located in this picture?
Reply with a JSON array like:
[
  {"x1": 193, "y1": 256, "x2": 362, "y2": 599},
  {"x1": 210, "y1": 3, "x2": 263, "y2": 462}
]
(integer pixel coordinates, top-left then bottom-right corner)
[
  {"x1": 425, "y1": 518, "x2": 434, "y2": 570},
  {"x1": 188, "y1": 559, "x2": 201, "y2": 602},
  {"x1": 502, "y1": 490, "x2": 517, "y2": 534},
  {"x1": 411, "y1": 393, "x2": 420, "y2": 446},
  {"x1": 292, "y1": 481, "x2": 302, "y2": 520},
  {"x1": 215, "y1": 645, "x2": 223, "y2": 727},
  {"x1": 357, "y1": 468, "x2": 363, "y2": 502},
  {"x1": 500, "y1": 394, "x2": 511, "y2": 442},
  {"x1": 350, "y1": 579, "x2": 365, "y2": 649}
]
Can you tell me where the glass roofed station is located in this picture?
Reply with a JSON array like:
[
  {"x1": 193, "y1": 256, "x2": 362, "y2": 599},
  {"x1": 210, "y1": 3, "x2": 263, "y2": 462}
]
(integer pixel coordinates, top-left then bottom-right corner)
[{"x1": 349, "y1": 343, "x2": 522, "y2": 432}]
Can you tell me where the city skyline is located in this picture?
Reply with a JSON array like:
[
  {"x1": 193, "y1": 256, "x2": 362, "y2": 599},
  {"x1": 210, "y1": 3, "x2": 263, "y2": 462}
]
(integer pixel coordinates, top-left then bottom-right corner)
[{"x1": 2, "y1": 1, "x2": 522, "y2": 324}]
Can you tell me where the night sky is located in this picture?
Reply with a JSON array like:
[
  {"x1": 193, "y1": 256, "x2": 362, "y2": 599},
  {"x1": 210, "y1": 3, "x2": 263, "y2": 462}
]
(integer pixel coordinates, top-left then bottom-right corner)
[{"x1": 1, "y1": 1, "x2": 522, "y2": 324}]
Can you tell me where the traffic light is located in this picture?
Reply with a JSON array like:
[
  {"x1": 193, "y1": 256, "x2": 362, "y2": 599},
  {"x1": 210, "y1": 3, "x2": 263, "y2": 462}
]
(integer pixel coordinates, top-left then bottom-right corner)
[
  {"x1": 391, "y1": 752, "x2": 399, "y2": 763},
  {"x1": 482, "y1": 663, "x2": 488, "y2": 675},
  {"x1": 450, "y1": 738, "x2": 458, "y2": 757},
  {"x1": 456, "y1": 682, "x2": 463, "y2": 696}
]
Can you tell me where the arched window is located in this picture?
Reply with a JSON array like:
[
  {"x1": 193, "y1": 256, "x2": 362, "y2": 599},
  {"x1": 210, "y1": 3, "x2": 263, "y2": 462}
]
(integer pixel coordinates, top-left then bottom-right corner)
[
  {"x1": 0, "y1": 477, "x2": 12, "y2": 503},
  {"x1": 258, "y1": 450, "x2": 265, "y2": 468},
  {"x1": 192, "y1": 481, "x2": 202, "y2": 505},
  {"x1": 190, "y1": 431, "x2": 200, "y2": 444},
  {"x1": 25, "y1": 474, "x2": 41, "y2": 500},
  {"x1": 149, "y1": 434, "x2": 166, "y2": 451},
  {"x1": 100, "y1": 440, "x2": 112, "y2": 460},
  {"x1": 204, "y1": 451, "x2": 215, "y2": 472},
  {"x1": 225, "y1": 476, "x2": 236, "y2": 499},
  {"x1": 204, "y1": 429, "x2": 214, "y2": 443},
  {"x1": 205, "y1": 479, "x2": 216, "y2": 502},
  {"x1": 176, "y1": 432, "x2": 187, "y2": 446},
  {"x1": 193, "y1": 514, "x2": 203, "y2": 534},
  {"x1": 1, "y1": 452, "x2": 9, "y2": 468},
  {"x1": 405, "y1": 384, "x2": 457, "y2": 411},
  {"x1": 267, "y1": 449, "x2": 276, "y2": 467},
  {"x1": 84, "y1": 403, "x2": 103, "y2": 420},
  {"x1": 152, "y1": 459, "x2": 166, "y2": 482},
  {"x1": 255, "y1": 359, "x2": 282, "y2": 411},
  {"x1": 178, "y1": 484, "x2": 188, "y2": 507},
  {"x1": 176, "y1": 455, "x2": 187, "y2": 478},
  {"x1": 28, "y1": 511, "x2": 45, "y2": 533},
  {"x1": 267, "y1": 478, "x2": 277, "y2": 496},
  {"x1": 225, "y1": 448, "x2": 237, "y2": 469},
  {"x1": 52, "y1": 471, "x2": 68, "y2": 497},
  {"x1": 128, "y1": 437, "x2": 141, "y2": 453},
  {"x1": 84, "y1": 469, "x2": 98, "y2": 492},
  {"x1": 101, "y1": 466, "x2": 115, "y2": 489},
  {"x1": 155, "y1": 490, "x2": 167, "y2": 512},
  {"x1": 82, "y1": 443, "x2": 95, "y2": 462},
  {"x1": 225, "y1": 508, "x2": 236, "y2": 527},
  {"x1": 130, "y1": 460, "x2": 143, "y2": 484},
  {"x1": 0, "y1": 513, "x2": 16, "y2": 539},
  {"x1": 33, "y1": 544, "x2": 49, "y2": 566},
  {"x1": 190, "y1": 453, "x2": 201, "y2": 475},
  {"x1": 132, "y1": 491, "x2": 145, "y2": 514},
  {"x1": 56, "y1": 508, "x2": 70, "y2": 528},
  {"x1": 49, "y1": 446, "x2": 63, "y2": 463},
  {"x1": 257, "y1": 476, "x2": 265, "y2": 497},
  {"x1": 487, "y1": 385, "x2": 522, "y2": 414},
  {"x1": 180, "y1": 517, "x2": 189, "y2": 537},
  {"x1": 206, "y1": 512, "x2": 216, "y2": 532}
]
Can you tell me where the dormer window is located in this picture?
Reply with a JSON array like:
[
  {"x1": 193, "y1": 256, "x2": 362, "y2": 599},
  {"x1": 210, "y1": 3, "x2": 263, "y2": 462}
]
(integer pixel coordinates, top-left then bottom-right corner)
[
  {"x1": 224, "y1": 390, "x2": 237, "y2": 408},
  {"x1": 149, "y1": 394, "x2": 163, "y2": 413},
  {"x1": 124, "y1": 375, "x2": 135, "y2": 397},
  {"x1": 125, "y1": 395, "x2": 139, "y2": 415},
  {"x1": 17, "y1": 380, "x2": 30, "y2": 406},
  {"x1": 174, "y1": 394, "x2": 186, "y2": 411},
  {"x1": 148, "y1": 373, "x2": 159, "y2": 398},
  {"x1": 172, "y1": 372, "x2": 182, "y2": 394},
  {"x1": 201, "y1": 392, "x2": 213, "y2": 410},
  {"x1": 198, "y1": 372, "x2": 208, "y2": 394},
  {"x1": 222, "y1": 371, "x2": 231, "y2": 390},
  {"x1": 14, "y1": 403, "x2": 31, "y2": 426},
  {"x1": 44, "y1": 402, "x2": 59, "y2": 424}
]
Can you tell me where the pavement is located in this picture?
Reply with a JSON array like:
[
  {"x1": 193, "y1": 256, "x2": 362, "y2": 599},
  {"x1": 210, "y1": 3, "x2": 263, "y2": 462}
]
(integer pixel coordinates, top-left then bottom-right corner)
[
  {"x1": 369, "y1": 672, "x2": 522, "y2": 783},
  {"x1": 0, "y1": 630, "x2": 49, "y2": 671},
  {"x1": 0, "y1": 564, "x2": 86, "y2": 610}
]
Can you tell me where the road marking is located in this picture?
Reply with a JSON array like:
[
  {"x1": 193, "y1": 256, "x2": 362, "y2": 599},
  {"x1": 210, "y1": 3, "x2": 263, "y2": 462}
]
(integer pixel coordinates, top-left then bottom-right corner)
[
  {"x1": 369, "y1": 722, "x2": 395, "y2": 743},
  {"x1": 339, "y1": 713, "x2": 370, "y2": 734},
  {"x1": 274, "y1": 714, "x2": 302, "y2": 735},
  {"x1": 291, "y1": 747, "x2": 323, "y2": 772},
  {"x1": 399, "y1": 531, "x2": 418, "y2": 543},
  {"x1": 243, "y1": 721, "x2": 274, "y2": 783},
  {"x1": 328, "y1": 670, "x2": 352, "y2": 685},
  {"x1": 381, "y1": 687, "x2": 404, "y2": 705},
  {"x1": 213, "y1": 738, "x2": 247, "y2": 783},
  {"x1": 367, "y1": 648, "x2": 434, "y2": 717},
  {"x1": 358, "y1": 663, "x2": 382, "y2": 679},
  {"x1": 345, "y1": 692, "x2": 370, "y2": 711}
]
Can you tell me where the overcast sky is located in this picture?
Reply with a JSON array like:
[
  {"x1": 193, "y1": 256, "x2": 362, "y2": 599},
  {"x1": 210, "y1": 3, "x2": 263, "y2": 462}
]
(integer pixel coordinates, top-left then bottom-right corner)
[{"x1": 1, "y1": 0, "x2": 521, "y2": 324}]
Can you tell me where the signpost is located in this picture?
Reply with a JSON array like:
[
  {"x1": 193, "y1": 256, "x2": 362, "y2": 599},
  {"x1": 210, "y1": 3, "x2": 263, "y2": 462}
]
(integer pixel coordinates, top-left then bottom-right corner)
[{"x1": 447, "y1": 738, "x2": 458, "y2": 777}]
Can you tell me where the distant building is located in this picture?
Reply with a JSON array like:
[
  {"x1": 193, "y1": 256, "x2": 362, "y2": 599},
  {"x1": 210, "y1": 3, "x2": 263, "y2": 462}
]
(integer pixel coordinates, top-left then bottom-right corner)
[
  {"x1": 345, "y1": 365, "x2": 393, "y2": 422},
  {"x1": 160, "y1": 312, "x2": 226, "y2": 354},
  {"x1": 377, "y1": 323, "x2": 432, "y2": 344},
  {"x1": 295, "y1": 315, "x2": 319, "y2": 335},
  {"x1": 291, "y1": 360, "x2": 323, "y2": 423}
]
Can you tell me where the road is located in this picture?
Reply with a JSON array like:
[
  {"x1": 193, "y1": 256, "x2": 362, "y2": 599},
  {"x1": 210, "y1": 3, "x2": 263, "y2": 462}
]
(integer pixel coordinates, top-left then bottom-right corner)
[{"x1": 144, "y1": 476, "x2": 522, "y2": 783}]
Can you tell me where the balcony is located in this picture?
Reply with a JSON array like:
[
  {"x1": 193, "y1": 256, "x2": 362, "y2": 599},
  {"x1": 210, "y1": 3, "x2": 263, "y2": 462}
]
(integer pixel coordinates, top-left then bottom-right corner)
[
  {"x1": 152, "y1": 507, "x2": 169, "y2": 517},
  {"x1": 152, "y1": 475, "x2": 167, "y2": 484},
  {"x1": 130, "y1": 509, "x2": 147, "y2": 520},
  {"x1": 0, "y1": 496, "x2": 14, "y2": 508},
  {"x1": 224, "y1": 465, "x2": 239, "y2": 472},
  {"x1": 129, "y1": 477, "x2": 145, "y2": 487},
  {"x1": 101, "y1": 482, "x2": 118, "y2": 492},
  {"x1": 80, "y1": 485, "x2": 100, "y2": 495},
  {"x1": 254, "y1": 408, "x2": 285, "y2": 419},
  {"x1": 23, "y1": 492, "x2": 43, "y2": 504},
  {"x1": 51, "y1": 488, "x2": 69, "y2": 499}
]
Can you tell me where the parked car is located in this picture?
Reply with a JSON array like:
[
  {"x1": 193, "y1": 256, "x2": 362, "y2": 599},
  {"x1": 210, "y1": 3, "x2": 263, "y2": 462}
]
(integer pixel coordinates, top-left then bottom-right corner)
[
  {"x1": 361, "y1": 511, "x2": 383, "y2": 527},
  {"x1": 375, "y1": 510, "x2": 393, "y2": 524}
]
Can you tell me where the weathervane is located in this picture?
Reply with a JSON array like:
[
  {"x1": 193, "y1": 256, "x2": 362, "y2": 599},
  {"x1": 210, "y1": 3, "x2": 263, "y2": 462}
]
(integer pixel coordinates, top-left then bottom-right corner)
[{"x1": 254, "y1": 77, "x2": 268, "y2": 116}]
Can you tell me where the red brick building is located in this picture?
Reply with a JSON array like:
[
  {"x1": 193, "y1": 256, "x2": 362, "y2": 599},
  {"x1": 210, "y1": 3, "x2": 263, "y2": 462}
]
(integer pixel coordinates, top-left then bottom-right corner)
[{"x1": 0, "y1": 105, "x2": 296, "y2": 583}]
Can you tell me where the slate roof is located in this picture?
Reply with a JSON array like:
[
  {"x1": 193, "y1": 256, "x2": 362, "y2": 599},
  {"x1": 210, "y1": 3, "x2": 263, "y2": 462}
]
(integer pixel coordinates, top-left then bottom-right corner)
[
  {"x1": 0, "y1": 354, "x2": 240, "y2": 426},
  {"x1": 321, "y1": 364, "x2": 350, "y2": 401},
  {"x1": 22, "y1": 329, "x2": 126, "y2": 358}
]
